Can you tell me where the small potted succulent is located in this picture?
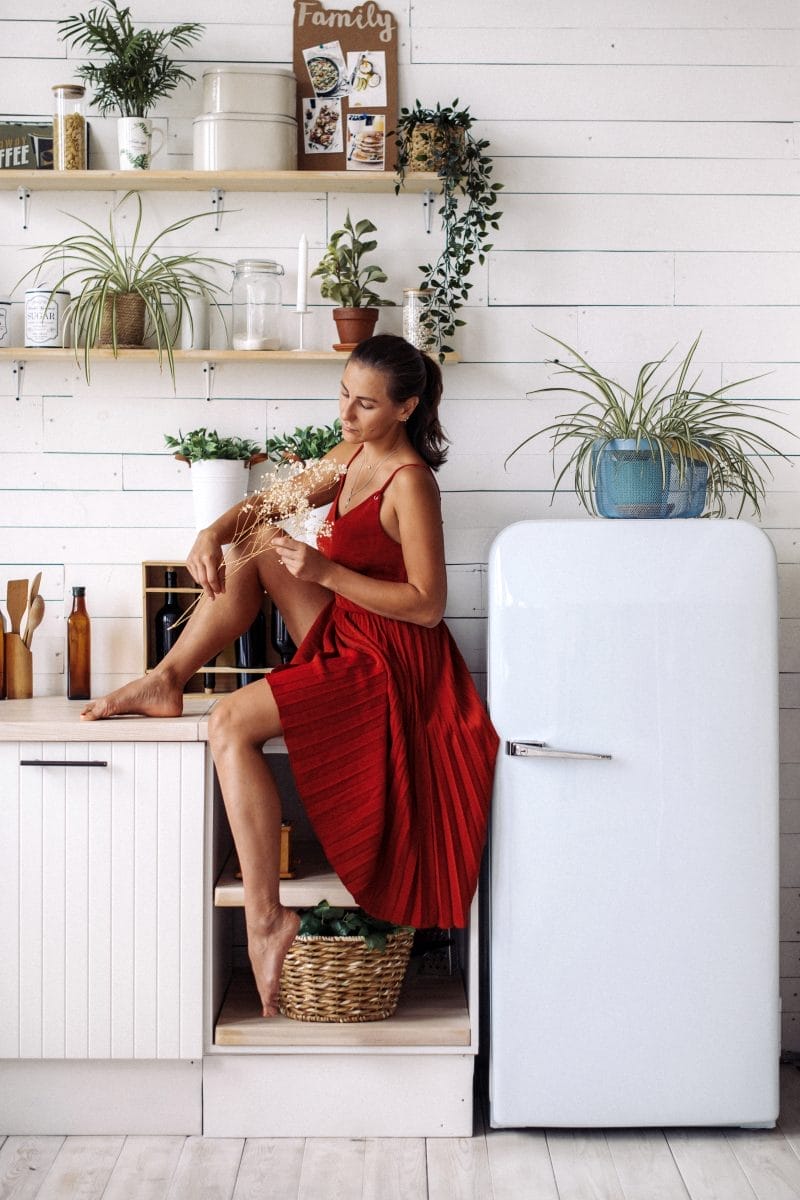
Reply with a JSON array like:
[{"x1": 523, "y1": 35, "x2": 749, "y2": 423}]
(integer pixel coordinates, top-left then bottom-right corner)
[
  {"x1": 164, "y1": 427, "x2": 266, "y2": 532},
  {"x1": 58, "y1": 0, "x2": 204, "y2": 169},
  {"x1": 394, "y1": 98, "x2": 503, "y2": 359},
  {"x1": 506, "y1": 332, "x2": 793, "y2": 519},
  {"x1": 311, "y1": 211, "x2": 394, "y2": 350}
]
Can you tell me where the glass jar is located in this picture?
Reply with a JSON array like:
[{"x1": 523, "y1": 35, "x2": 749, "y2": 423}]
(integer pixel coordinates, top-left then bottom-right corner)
[
  {"x1": 232, "y1": 259, "x2": 284, "y2": 350},
  {"x1": 52, "y1": 84, "x2": 87, "y2": 170},
  {"x1": 402, "y1": 287, "x2": 436, "y2": 353}
]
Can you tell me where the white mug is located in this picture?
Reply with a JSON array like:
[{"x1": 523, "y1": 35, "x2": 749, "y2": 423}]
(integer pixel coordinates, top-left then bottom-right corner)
[
  {"x1": 118, "y1": 117, "x2": 165, "y2": 170},
  {"x1": 180, "y1": 296, "x2": 210, "y2": 350}
]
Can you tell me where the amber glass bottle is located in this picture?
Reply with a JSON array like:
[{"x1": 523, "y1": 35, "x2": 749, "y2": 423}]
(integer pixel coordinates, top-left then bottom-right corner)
[{"x1": 67, "y1": 586, "x2": 91, "y2": 699}]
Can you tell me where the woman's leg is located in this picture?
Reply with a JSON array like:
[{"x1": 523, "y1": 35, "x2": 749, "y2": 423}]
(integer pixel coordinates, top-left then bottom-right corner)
[
  {"x1": 208, "y1": 676, "x2": 298, "y2": 1017},
  {"x1": 82, "y1": 526, "x2": 331, "y2": 720}
]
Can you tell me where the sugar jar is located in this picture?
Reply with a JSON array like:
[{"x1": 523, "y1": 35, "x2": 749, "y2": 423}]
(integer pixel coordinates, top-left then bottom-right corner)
[{"x1": 232, "y1": 260, "x2": 284, "y2": 350}]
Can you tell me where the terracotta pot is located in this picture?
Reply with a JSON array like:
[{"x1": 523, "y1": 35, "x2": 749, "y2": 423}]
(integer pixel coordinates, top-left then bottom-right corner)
[
  {"x1": 99, "y1": 292, "x2": 146, "y2": 347},
  {"x1": 331, "y1": 306, "x2": 379, "y2": 351}
]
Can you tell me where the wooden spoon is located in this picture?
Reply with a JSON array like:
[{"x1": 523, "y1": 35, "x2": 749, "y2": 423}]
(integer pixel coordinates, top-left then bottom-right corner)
[
  {"x1": 27, "y1": 570, "x2": 42, "y2": 609},
  {"x1": 23, "y1": 595, "x2": 45, "y2": 648},
  {"x1": 6, "y1": 579, "x2": 28, "y2": 635}
]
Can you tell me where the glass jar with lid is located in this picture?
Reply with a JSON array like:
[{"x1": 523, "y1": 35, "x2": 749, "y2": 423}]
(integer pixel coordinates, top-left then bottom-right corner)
[
  {"x1": 232, "y1": 259, "x2": 285, "y2": 350},
  {"x1": 402, "y1": 288, "x2": 436, "y2": 353},
  {"x1": 52, "y1": 84, "x2": 87, "y2": 170}
]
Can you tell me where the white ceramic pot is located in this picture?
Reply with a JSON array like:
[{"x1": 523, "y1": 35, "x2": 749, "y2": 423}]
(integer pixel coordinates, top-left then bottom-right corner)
[
  {"x1": 190, "y1": 459, "x2": 249, "y2": 531},
  {"x1": 118, "y1": 117, "x2": 165, "y2": 170},
  {"x1": 193, "y1": 112, "x2": 297, "y2": 171},
  {"x1": 202, "y1": 66, "x2": 296, "y2": 117}
]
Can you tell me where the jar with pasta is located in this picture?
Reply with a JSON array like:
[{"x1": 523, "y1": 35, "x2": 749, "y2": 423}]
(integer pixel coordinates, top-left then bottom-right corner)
[{"x1": 52, "y1": 84, "x2": 87, "y2": 170}]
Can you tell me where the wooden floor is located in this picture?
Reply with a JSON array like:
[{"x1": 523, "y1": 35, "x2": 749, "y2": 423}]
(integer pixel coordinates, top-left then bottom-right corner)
[{"x1": 4, "y1": 1065, "x2": 800, "y2": 1199}]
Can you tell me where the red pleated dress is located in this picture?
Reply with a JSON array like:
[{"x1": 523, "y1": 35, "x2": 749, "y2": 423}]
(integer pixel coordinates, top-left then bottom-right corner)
[{"x1": 268, "y1": 457, "x2": 499, "y2": 929}]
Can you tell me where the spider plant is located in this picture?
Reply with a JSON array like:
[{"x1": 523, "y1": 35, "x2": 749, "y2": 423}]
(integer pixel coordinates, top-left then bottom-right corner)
[
  {"x1": 58, "y1": 1, "x2": 203, "y2": 118},
  {"x1": 17, "y1": 191, "x2": 227, "y2": 383},
  {"x1": 506, "y1": 332, "x2": 793, "y2": 518}
]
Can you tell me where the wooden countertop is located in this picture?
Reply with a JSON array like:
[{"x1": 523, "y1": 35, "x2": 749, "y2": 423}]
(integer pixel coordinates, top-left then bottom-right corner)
[{"x1": 0, "y1": 696, "x2": 215, "y2": 741}]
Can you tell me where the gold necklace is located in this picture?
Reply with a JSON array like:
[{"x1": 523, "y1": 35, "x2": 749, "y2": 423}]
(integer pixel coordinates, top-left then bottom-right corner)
[{"x1": 341, "y1": 444, "x2": 400, "y2": 512}]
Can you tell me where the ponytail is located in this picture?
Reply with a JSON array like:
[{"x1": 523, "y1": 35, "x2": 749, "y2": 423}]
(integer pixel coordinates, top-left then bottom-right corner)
[{"x1": 348, "y1": 334, "x2": 449, "y2": 469}]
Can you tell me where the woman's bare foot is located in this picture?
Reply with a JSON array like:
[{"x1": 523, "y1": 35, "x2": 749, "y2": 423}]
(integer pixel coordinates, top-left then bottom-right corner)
[
  {"x1": 247, "y1": 905, "x2": 301, "y2": 1017},
  {"x1": 80, "y1": 666, "x2": 184, "y2": 721}
]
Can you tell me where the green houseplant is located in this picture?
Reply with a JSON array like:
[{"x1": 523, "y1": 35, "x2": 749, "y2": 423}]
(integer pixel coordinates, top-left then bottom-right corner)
[
  {"x1": 265, "y1": 420, "x2": 342, "y2": 465},
  {"x1": 164, "y1": 427, "x2": 266, "y2": 533},
  {"x1": 394, "y1": 98, "x2": 503, "y2": 359},
  {"x1": 311, "y1": 211, "x2": 394, "y2": 350},
  {"x1": 58, "y1": 0, "x2": 202, "y2": 119},
  {"x1": 18, "y1": 191, "x2": 226, "y2": 383},
  {"x1": 506, "y1": 332, "x2": 791, "y2": 519}
]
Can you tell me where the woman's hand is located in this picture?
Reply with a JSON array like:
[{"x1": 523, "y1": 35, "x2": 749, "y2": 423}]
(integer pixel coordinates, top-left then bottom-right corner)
[
  {"x1": 271, "y1": 531, "x2": 329, "y2": 586},
  {"x1": 186, "y1": 527, "x2": 226, "y2": 599}
]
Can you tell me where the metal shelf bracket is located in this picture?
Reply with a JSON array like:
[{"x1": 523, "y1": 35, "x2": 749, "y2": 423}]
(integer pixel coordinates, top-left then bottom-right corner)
[
  {"x1": 210, "y1": 188, "x2": 225, "y2": 231},
  {"x1": 203, "y1": 360, "x2": 216, "y2": 400},
  {"x1": 422, "y1": 188, "x2": 434, "y2": 234},
  {"x1": 18, "y1": 186, "x2": 31, "y2": 230},
  {"x1": 12, "y1": 359, "x2": 24, "y2": 401}
]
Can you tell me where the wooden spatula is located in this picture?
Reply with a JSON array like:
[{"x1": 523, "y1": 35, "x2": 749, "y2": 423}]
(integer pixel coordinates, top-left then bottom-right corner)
[{"x1": 6, "y1": 579, "x2": 28, "y2": 635}]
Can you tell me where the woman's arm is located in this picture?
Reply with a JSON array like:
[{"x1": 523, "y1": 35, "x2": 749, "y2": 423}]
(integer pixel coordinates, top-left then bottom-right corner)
[
  {"x1": 273, "y1": 467, "x2": 447, "y2": 628},
  {"x1": 187, "y1": 449, "x2": 347, "y2": 598}
]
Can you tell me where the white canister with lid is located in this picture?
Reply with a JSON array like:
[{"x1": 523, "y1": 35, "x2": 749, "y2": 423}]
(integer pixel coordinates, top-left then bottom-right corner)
[
  {"x1": 0, "y1": 297, "x2": 11, "y2": 347},
  {"x1": 193, "y1": 112, "x2": 297, "y2": 171},
  {"x1": 232, "y1": 260, "x2": 284, "y2": 350},
  {"x1": 25, "y1": 287, "x2": 70, "y2": 347},
  {"x1": 202, "y1": 66, "x2": 296, "y2": 117}
]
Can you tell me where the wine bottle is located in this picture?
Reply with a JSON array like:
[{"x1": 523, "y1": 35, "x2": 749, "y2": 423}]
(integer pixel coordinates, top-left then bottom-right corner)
[
  {"x1": 235, "y1": 607, "x2": 268, "y2": 688},
  {"x1": 270, "y1": 605, "x2": 296, "y2": 665},
  {"x1": 67, "y1": 586, "x2": 91, "y2": 700},
  {"x1": 154, "y1": 568, "x2": 183, "y2": 663}
]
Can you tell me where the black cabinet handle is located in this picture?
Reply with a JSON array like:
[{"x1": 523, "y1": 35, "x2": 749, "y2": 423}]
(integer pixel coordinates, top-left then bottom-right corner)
[{"x1": 19, "y1": 759, "x2": 109, "y2": 768}]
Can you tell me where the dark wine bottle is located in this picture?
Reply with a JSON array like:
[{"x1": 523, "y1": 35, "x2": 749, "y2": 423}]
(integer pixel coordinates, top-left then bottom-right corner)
[
  {"x1": 270, "y1": 605, "x2": 296, "y2": 665},
  {"x1": 235, "y1": 607, "x2": 268, "y2": 688},
  {"x1": 67, "y1": 586, "x2": 91, "y2": 700},
  {"x1": 154, "y1": 568, "x2": 183, "y2": 663}
]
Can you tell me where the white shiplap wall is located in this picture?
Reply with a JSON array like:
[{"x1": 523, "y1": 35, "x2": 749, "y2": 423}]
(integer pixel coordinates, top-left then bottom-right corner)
[{"x1": 2, "y1": 1, "x2": 800, "y2": 1046}]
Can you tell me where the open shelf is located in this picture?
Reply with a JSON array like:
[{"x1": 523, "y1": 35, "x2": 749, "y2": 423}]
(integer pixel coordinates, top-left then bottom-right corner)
[
  {"x1": 214, "y1": 969, "x2": 470, "y2": 1048},
  {"x1": 0, "y1": 168, "x2": 440, "y2": 194},
  {"x1": 0, "y1": 347, "x2": 459, "y2": 364},
  {"x1": 215, "y1": 844, "x2": 355, "y2": 909}
]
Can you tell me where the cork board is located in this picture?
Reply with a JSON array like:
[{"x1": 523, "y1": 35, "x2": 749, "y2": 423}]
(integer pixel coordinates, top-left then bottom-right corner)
[{"x1": 293, "y1": 0, "x2": 398, "y2": 172}]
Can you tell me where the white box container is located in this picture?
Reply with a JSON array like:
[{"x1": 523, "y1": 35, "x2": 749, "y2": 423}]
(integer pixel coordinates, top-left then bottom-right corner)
[
  {"x1": 0, "y1": 297, "x2": 10, "y2": 347},
  {"x1": 202, "y1": 67, "x2": 296, "y2": 118},
  {"x1": 24, "y1": 287, "x2": 69, "y2": 347},
  {"x1": 193, "y1": 112, "x2": 297, "y2": 171}
]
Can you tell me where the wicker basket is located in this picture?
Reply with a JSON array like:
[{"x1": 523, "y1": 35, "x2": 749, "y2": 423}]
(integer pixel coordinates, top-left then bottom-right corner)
[
  {"x1": 99, "y1": 292, "x2": 146, "y2": 346},
  {"x1": 408, "y1": 123, "x2": 465, "y2": 173},
  {"x1": 279, "y1": 929, "x2": 414, "y2": 1023}
]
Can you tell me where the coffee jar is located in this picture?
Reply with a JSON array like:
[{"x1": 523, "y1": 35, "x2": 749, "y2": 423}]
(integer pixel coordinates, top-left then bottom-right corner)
[{"x1": 231, "y1": 260, "x2": 284, "y2": 350}]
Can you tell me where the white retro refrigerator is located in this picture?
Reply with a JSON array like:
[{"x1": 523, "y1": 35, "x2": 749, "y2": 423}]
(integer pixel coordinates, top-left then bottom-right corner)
[{"x1": 487, "y1": 519, "x2": 780, "y2": 1128}]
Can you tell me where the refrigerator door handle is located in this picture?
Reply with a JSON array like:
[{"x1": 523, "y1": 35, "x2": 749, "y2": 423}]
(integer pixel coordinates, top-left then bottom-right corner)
[{"x1": 506, "y1": 739, "x2": 613, "y2": 761}]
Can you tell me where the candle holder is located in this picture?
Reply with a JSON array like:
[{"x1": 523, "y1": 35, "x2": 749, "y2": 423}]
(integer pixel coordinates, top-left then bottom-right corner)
[{"x1": 293, "y1": 307, "x2": 309, "y2": 352}]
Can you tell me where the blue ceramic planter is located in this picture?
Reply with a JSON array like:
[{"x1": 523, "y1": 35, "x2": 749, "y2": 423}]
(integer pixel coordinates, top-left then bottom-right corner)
[{"x1": 592, "y1": 439, "x2": 708, "y2": 518}]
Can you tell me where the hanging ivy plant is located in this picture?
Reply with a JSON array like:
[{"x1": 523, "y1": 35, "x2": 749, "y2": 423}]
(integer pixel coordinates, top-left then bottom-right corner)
[{"x1": 394, "y1": 98, "x2": 503, "y2": 359}]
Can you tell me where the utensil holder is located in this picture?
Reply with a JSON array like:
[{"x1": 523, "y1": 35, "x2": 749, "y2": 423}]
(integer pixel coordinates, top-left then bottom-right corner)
[{"x1": 5, "y1": 633, "x2": 32, "y2": 699}]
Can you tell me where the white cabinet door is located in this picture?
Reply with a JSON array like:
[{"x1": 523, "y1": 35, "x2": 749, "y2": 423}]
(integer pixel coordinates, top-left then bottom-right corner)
[{"x1": 0, "y1": 741, "x2": 204, "y2": 1060}]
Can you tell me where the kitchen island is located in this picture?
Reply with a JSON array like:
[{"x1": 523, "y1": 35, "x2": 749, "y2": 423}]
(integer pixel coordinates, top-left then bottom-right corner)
[{"x1": 0, "y1": 699, "x2": 477, "y2": 1137}]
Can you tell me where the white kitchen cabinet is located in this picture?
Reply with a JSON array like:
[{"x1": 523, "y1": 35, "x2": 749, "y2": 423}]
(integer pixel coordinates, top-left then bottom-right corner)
[{"x1": 0, "y1": 701, "x2": 210, "y2": 1134}]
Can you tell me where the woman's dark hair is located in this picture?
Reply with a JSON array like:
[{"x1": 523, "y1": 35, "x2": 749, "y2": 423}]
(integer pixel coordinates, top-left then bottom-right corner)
[{"x1": 349, "y1": 334, "x2": 449, "y2": 469}]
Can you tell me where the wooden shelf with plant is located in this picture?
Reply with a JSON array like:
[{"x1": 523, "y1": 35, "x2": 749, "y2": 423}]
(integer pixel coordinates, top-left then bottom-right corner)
[{"x1": 0, "y1": 168, "x2": 441, "y2": 194}]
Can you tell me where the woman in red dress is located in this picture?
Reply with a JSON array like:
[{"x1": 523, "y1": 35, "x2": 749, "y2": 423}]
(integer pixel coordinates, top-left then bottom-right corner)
[{"x1": 83, "y1": 335, "x2": 499, "y2": 1017}]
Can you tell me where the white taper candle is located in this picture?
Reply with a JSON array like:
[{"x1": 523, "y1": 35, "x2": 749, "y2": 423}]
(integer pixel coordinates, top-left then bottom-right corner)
[{"x1": 296, "y1": 233, "x2": 308, "y2": 312}]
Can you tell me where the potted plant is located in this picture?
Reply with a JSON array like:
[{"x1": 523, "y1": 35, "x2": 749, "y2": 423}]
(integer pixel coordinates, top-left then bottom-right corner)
[
  {"x1": 58, "y1": 0, "x2": 204, "y2": 169},
  {"x1": 265, "y1": 419, "x2": 342, "y2": 465},
  {"x1": 394, "y1": 98, "x2": 503, "y2": 359},
  {"x1": 506, "y1": 332, "x2": 792, "y2": 519},
  {"x1": 279, "y1": 900, "x2": 415, "y2": 1023},
  {"x1": 17, "y1": 191, "x2": 226, "y2": 383},
  {"x1": 164, "y1": 427, "x2": 266, "y2": 532},
  {"x1": 311, "y1": 211, "x2": 394, "y2": 350}
]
